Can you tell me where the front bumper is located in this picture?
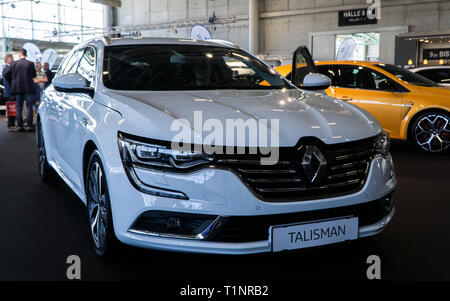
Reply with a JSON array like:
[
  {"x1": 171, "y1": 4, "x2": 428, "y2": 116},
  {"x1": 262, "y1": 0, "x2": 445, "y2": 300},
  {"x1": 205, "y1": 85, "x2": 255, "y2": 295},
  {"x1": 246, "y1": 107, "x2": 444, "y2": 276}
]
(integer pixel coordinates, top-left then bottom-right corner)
[
  {"x1": 120, "y1": 205, "x2": 395, "y2": 254},
  {"x1": 106, "y1": 151, "x2": 396, "y2": 254}
]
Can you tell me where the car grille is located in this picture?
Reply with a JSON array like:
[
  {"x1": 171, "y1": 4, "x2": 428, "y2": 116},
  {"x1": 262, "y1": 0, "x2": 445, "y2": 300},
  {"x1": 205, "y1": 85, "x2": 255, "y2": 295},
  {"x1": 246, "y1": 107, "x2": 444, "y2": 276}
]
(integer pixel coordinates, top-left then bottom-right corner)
[
  {"x1": 215, "y1": 136, "x2": 376, "y2": 202},
  {"x1": 210, "y1": 194, "x2": 393, "y2": 243}
]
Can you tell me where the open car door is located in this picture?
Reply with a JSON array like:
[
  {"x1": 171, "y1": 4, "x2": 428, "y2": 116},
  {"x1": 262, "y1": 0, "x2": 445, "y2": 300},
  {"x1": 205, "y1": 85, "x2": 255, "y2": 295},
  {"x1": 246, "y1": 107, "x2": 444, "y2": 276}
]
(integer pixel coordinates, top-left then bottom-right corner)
[{"x1": 291, "y1": 46, "x2": 317, "y2": 88}]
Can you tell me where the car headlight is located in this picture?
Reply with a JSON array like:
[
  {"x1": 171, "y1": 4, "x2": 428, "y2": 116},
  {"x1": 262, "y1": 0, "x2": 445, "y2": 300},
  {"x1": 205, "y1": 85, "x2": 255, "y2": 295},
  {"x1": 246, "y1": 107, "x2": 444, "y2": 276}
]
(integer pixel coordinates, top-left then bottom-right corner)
[
  {"x1": 374, "y1": 131, "x2": 390, "y2": 156},
  {"x1": 118, "y1": 132, "x2": 215, "y2": 170}
]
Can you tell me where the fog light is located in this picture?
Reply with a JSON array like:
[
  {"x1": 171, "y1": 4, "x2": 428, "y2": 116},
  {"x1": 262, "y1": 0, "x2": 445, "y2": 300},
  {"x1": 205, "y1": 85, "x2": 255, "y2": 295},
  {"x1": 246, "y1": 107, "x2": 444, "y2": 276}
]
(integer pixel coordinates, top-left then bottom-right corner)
[{"x1": 166, "y1": 217, "x2": 182, "y2": 229}]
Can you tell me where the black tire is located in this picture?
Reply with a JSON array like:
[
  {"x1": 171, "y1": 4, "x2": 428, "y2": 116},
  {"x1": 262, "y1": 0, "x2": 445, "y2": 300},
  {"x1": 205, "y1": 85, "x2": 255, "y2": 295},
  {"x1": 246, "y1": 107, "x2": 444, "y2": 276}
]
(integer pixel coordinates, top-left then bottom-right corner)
[
  {"x1": 410, "y1": 110, "x2": 450, "y2": 154},
  {"x1": 85, "y1": 150, "x2": 123, "y2": 256},
  {"x1": 36, "y1": 119, "x2": 54, "y2": 182}
]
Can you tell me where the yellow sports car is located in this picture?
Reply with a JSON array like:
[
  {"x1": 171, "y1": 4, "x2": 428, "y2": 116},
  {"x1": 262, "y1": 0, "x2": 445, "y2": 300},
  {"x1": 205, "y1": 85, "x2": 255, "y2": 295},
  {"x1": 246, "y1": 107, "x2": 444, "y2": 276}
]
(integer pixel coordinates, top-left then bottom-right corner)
[{"x1": 276, "y1": 58, "x2": 450, "y2": 153}]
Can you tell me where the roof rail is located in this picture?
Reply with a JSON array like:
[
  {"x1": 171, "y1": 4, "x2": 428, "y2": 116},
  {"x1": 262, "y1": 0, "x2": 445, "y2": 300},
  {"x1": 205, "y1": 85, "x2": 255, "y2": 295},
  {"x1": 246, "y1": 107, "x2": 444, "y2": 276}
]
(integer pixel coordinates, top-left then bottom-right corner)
[
  {"x1": 207, "y1": 39, "x2": 240, "y2": 49},
  {"x1": 102, "y1": 36, "x2": 112, "y2": 45}
]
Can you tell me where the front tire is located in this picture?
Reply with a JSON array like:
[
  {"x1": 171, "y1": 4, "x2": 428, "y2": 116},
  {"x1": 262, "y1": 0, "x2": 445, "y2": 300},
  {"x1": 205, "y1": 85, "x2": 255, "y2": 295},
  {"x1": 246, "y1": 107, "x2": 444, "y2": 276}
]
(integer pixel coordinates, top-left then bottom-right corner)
[
  {"x1": 411, "y1": 111, "x2": 450, "y2": 153},
  {"x1": 86, "y1": 150, "x2": 122, "y2": 256},
  {"x1": 36, "y1": 119, "x2": 54, "y2": 182}
]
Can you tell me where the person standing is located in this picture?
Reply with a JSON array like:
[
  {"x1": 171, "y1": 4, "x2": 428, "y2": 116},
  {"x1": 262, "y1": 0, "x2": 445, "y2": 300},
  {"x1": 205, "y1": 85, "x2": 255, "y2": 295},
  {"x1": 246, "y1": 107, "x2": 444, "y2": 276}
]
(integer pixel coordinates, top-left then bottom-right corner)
[
  {"x1": 5, "y1": 48, "x2": 37, "y2": 132},
  {"x1": 2, "y1": 54, "x2": 15, "y2": 130},
  {"x1": 43, "y1": 62, "x2": 54, "y2": 87},
  {"x1": 33, "y1": 61, "x2": 47, "y2": 112}
]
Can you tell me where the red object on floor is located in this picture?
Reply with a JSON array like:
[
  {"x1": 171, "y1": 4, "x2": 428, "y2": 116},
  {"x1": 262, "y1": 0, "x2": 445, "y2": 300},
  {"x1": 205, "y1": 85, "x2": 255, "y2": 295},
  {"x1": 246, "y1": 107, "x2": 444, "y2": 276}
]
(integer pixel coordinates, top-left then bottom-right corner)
[{"x1": 6, "y1": 101, "x2": 16, "y2": 117}]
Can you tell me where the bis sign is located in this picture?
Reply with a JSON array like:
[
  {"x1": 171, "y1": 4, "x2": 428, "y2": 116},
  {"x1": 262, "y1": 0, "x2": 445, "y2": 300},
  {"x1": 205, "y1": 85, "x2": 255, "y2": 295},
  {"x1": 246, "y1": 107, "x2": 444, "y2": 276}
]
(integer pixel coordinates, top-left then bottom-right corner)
[{"x1": 423, "y1": 48, "x2": 450, "y2": 61}]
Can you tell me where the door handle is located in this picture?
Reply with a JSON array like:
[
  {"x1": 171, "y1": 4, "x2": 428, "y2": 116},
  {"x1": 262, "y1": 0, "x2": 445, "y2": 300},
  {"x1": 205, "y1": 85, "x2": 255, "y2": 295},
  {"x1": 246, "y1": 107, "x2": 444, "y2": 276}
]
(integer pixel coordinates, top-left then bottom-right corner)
[{"x1": 339, "y1": 96, "x2": 353, "y2": 101}]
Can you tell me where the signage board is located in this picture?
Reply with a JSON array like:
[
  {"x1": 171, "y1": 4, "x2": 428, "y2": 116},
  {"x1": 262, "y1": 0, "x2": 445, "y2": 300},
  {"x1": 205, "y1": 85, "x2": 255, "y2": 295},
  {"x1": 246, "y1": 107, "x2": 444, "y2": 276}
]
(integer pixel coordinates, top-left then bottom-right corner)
[
  {"x1": 423, "y1": 48, "x2": 450, "y2": 60},
  {"x1": 338, "y1": 8, "x2": 377, "y2": 26}
]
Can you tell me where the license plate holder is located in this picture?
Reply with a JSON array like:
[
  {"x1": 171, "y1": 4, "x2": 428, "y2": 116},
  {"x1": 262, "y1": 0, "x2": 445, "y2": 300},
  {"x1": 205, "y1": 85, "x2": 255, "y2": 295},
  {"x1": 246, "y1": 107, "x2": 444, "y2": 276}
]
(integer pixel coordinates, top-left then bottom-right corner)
[{"x1": 270, "y1": 216, "x2": 359, "y2": 252}]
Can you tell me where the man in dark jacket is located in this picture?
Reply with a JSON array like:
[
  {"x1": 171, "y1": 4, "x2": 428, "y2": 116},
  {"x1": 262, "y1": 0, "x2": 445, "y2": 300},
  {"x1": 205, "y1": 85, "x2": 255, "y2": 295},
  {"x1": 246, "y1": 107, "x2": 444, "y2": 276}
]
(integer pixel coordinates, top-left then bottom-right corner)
[
  {"x1": 2, "y1": 54, "x2": 14, "y2": 130},
  {"x1": 5, "y1": 48, "x2": 37, "y2": 131}
]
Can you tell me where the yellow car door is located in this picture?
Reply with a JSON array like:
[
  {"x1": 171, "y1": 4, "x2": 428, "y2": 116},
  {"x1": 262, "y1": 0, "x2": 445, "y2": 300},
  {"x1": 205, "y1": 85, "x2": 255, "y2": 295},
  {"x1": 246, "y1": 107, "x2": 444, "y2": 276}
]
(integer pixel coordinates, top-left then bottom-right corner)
[{"x1": 332, "y1": 65, "x2": 404, "y2": 139}]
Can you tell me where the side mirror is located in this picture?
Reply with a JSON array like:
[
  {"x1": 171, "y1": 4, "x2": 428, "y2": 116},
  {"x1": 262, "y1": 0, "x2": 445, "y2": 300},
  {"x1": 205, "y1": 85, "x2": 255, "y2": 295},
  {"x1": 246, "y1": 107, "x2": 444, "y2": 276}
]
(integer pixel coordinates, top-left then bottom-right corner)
[
  {"x1": 53, "y1": 73, "x2": 94, "y2": 96},
  {"x1": 301, "y1": 73, "x2": 331, "y2": 90}
]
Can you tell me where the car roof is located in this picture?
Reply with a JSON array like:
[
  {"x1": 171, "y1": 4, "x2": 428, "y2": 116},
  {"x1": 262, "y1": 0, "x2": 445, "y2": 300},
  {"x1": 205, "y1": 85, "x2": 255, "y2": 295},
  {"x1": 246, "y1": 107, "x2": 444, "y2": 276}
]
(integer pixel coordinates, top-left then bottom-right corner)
[
  {"x1": 84, "y1": 36, "x2": 238, "y2": 49},
  {"x1": 315, "y1": 60, "x2": 387, "y2": 67},
  {"x1": 409, "y1": 66, "x2": 450, "y2": 72},
  {"x1": 274, "y1": 61, "x2": 388, "y2": 76}
]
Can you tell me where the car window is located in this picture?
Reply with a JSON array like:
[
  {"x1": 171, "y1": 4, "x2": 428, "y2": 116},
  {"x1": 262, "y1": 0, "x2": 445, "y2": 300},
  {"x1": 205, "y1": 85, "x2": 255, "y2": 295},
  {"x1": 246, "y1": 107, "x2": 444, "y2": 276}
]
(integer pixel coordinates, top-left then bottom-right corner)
[
  {"x1": 337, "y1": 66, "x2": 359, "y2": 88},
  {"x1": 102, "y1": 44, "x2": 290, "y2": 91},
  {"x1": 376, "y1": 63, "x2": 436, "y2": 87},
  {"x1": 76, "y1": 47, "x2": 96, "y2": 87},
  {"x1": 317, "y1": 65, "x2": 339, "y2": 86},
  {"x1": 57, "y1": 55, "x2": 70, "y2": 76},
  {"x1": 61, "y1": 49, "x2": 84, "y2": 75},
  {"x1": 416, "y1": 69, "x2": 450, "y2": 84},
  {"x1": 336, "y1": 65, "x2": 399, "y2": 91}
]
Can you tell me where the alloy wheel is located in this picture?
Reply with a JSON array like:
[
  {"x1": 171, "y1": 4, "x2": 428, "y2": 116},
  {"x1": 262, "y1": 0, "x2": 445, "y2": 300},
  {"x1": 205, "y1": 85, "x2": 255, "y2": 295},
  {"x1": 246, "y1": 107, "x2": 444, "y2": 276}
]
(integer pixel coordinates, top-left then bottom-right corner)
[
  {"x1": 414, "y1": 113, "x2": 450, "y2": 153},
  {"x1": 87, "y1": 161, "x2": 108, "y2": 249},
  {"x1": 37, "y1": 124, "x2": 46, "y2": 177}
]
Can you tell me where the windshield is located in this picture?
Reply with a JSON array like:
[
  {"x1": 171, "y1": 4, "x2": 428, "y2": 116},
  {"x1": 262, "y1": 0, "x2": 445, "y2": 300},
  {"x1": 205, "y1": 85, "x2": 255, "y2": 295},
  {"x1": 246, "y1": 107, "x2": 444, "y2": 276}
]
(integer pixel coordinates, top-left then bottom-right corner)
[
  {"x1": 375, "y1": 63, "x2": 436, "y2": 87},
  {"x1": 102, "y1": 44, "x2": 290, "y2": 91}
]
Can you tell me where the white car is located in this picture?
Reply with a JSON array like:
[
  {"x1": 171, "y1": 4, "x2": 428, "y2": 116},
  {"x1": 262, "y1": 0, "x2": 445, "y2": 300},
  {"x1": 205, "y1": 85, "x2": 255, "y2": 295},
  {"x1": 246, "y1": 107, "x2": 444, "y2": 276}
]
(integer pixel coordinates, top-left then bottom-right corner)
[
  {"x1": 36, "y1": 37, "x2": 396, "y2": 256},
  {"x1": 409, "y1": 66, "x2": 450, "y2": 87}
]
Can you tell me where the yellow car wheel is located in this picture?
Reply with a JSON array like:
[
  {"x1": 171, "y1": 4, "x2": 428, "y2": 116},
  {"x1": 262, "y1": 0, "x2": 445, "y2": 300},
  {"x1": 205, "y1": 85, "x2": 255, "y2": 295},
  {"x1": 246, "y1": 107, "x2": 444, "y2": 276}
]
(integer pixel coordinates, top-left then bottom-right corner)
[{"x1": 410, "y1": 110, "x2": 450, "y2": 153}]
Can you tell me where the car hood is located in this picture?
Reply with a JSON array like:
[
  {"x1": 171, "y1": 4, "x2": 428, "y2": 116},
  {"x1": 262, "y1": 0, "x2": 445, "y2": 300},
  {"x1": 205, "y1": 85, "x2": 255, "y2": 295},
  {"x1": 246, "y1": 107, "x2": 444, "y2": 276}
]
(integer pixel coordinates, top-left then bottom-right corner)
[{"x1": 103, "y1": 88, "x2": 382, "y2": 147}]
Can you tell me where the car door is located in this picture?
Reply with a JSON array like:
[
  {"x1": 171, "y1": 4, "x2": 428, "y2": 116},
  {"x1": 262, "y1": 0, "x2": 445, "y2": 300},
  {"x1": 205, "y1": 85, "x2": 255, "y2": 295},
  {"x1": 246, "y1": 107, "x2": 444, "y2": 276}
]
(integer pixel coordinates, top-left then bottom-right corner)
[
  {"x1": 332, "y1": 65, "x2": 404, "y2": 138},
  {"x1": 57, "y1": 46, "x2": 97, "y2": 192},
  {"x1": 45, "y1": 49, "x2": 84, "y2": 165},
  {"x1": 290, "y1": 46, "x2": 317, "y2": 88}
]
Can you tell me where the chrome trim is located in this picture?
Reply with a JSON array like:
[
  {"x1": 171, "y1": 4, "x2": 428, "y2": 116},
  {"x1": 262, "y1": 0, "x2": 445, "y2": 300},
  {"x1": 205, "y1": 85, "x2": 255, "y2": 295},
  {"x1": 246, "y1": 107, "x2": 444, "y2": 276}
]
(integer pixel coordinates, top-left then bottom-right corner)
[
  {"x1": 359, "y1": 206, "x2": 395, "y2": 238},
  {"x1": 128, "y1": 216, "x2": 226, "y2": 240},
  {"x1": 125, "y1": 164, "x2": 188, "y2": 200}
]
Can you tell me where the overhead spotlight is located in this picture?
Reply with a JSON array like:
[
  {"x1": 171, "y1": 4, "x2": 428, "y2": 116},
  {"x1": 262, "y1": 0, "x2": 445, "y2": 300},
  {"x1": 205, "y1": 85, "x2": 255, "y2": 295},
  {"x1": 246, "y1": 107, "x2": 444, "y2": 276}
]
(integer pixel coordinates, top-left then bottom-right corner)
[
  {"x1": 52, "y1": 28, "x2": 58, "y2": 37},
  {"x1": 34, "y1": 0, "x2": 41, "y2": 4},
  {"x1": 11, "y1": 4, "x2": 15, "y2": 9}
]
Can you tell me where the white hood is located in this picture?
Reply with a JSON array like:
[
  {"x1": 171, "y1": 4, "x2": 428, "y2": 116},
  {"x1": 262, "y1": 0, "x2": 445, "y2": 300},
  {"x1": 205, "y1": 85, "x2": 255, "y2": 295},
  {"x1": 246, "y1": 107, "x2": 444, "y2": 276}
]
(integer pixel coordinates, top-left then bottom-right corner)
[{"x1": 101, "y1": 88, "x2": 382, "y2": 146}]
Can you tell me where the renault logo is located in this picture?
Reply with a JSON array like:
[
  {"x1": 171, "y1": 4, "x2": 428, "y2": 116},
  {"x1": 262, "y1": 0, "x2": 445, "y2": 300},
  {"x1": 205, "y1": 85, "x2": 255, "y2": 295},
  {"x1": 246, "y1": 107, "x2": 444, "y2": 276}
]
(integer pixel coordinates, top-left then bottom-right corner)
[{"x1": 301, "y1": 145, "x2": 327, "y2": 183}]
